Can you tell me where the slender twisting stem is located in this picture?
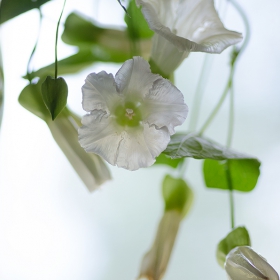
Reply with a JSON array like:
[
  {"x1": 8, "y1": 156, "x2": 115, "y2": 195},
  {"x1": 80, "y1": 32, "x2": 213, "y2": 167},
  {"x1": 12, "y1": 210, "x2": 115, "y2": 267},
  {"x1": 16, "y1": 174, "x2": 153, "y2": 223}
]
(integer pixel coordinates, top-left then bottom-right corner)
[
  {"x1": 228, "y1": 0, "x2": 251, "y2": 55},
  {"x1": 225, "y1": 0, "x2": 250, "y2": 230},
  {"x1": 227, "y1": 86, "x2": 234, "y2": 147},
  {"x1": 198, "y1": 67, "x2": 234, "y2": 136},
  {"x1": 26, "y1": 8, "x2": 42, "y2": 83},
  {"x1": 225, "y1": 161, "x2": 235, "y2": 229},
  {"x1": 189, "y1": 55, "x2": 213, "y2": 131},
  {"x1": 55, "y1": 0, "x2": 67, "y2": 79}
]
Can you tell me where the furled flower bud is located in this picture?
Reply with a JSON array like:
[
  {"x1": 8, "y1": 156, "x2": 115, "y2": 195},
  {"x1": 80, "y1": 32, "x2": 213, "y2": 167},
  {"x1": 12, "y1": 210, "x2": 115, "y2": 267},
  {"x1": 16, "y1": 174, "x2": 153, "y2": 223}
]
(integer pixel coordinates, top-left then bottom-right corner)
[{"x1": 225, "y1": 246, "x2": 279, "y2": 280}]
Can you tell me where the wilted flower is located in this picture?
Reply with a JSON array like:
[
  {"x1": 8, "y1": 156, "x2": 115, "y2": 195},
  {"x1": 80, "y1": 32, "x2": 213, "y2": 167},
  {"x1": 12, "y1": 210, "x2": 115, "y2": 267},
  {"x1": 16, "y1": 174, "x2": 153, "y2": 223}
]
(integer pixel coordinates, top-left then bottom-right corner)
[
  {"x1": 79, "y1": 57, "x2": 188, "y2": 171},
  {"x1": 136, "y1": 0, "x2": 243, "y2": 76},
  {"x1": 139, "y1": 210, "x2": 181, "y2": 280},
  {"x1": 138, "y1": 176, "x2": 193, "y2": 280},
  {"x1": 48, "y1": 110, "x2": 111, "y2": 191},
  {"x1": 18, "y1": 82, "x2": 111, "y2": 192},
  {"x1": 225, "y1": 246, "x2": 279, "y2": 280}
]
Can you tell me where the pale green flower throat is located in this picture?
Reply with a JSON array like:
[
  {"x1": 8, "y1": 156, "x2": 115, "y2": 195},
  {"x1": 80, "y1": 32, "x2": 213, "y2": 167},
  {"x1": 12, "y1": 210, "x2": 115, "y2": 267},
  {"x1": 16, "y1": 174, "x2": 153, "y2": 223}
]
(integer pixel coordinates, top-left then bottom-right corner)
[{"x1": 114, "y1": 101, "x2": 142, "y2": 127}]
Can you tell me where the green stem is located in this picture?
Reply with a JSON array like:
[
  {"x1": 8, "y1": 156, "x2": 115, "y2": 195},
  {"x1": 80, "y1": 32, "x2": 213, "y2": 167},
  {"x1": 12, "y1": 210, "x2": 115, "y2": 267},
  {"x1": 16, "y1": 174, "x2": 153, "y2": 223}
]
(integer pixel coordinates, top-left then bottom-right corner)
[
  {"x1": 26, "y1": 8, "x2": 42, "y2": 83},
  {"x1": 226, "y1": 86, "x2": 234, "y2": 147},
  {"x1": 189, "y1": 54, "x2": 213, "y2": 131},
  {"x1": 55, "y1": 0, "x2": 67, "y2": 79},
  {"x1": 225, "y1": 161, "x2": 235, "y2": 229},
  {"x1": 178, "y1": 158, "x2": 188, "y2": 178},
  {"x1": 228, "y1": 0, "x2": 250, "y2": 55},
  {"x1": 198, "y1": 67, "x2": 234, "y2": 136}
]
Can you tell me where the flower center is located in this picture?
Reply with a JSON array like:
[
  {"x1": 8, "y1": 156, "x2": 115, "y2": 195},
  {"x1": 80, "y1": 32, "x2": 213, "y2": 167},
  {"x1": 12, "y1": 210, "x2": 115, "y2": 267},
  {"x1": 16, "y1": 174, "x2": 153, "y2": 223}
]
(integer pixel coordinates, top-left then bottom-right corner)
[
  {"x1": 114, "y1": 101, "x2": 142, "y2": 127},
  {"x1": 125, "y1": 108, "x2": 135, "y2": 120}
]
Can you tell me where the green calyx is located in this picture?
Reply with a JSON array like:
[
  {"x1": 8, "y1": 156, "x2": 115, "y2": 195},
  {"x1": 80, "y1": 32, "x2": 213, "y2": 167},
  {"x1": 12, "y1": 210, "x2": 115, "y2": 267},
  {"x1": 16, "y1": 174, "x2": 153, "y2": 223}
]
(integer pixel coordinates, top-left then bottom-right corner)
[{"x1": 114, "y1": 101, "x2": 142, "y2": 127}]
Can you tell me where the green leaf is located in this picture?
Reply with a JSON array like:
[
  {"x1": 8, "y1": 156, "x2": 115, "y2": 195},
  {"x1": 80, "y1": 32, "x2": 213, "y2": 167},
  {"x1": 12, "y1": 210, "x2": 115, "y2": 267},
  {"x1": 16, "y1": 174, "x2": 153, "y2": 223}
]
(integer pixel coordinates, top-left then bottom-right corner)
[
  {"x1": 62, "y1": 12, "x2": 133, "y2": 54},
  {"x1": 24, "y1": 50, "x2": 94, "y2": 79},
  {"x1": 24, "y1": 12, "x2": 151, "y2": 80},
  {"x1": 124, "y1": 0, "x2": 154, "y2": 40},
  {"x1": 18, "y1": 82, "x2": 50, "y2": 121},
  {"x1": 162, "y1": 175, "x2": 193, "y2": 216},
  {"x1": 216, "y1": 227, "x2": 251, "y2": 268},
  {"x1": 0, "y1": 0, "x2": 51, "y2": 23},
  {"x1": 61, "y1": 13, "x2": 104, "y2": 47},
  {"x1": 154, "y1": 153, "x2": 184, "y2": 168},
  {"x1": 164, "y1": 133, "x2": 258, "y2": 160},
  {"x1": 41, "y1": 76, "x2": 68, "y2": 120},
  {"x1": 203, "y1": 159, "x2": 260, "y2": 192},
  {"x1": 25, "y1": 46, "x2": 131, "y2": 80}
]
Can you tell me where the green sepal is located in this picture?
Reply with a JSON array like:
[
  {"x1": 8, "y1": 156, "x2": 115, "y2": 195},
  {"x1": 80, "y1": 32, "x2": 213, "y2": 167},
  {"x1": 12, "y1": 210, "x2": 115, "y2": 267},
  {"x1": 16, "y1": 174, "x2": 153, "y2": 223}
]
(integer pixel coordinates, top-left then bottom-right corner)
[
  {"x1": 19, "y1": 82, "x2": 50, "y2": 121},
  {"x1": 41, "y1": 76, "x2": 68, "y2": 120},
  {"x1": 203, "y1": 159, "x2": 260, "y2": 192},
  {"x1": 216, "y1": 226, "x2": 251, "y2": 268},
  {"x1": 124, "y1": 0, "x2": 154, "y2": 40},
  {"x1": 154, "y1": 153, "x2": 184, "y2": 169},
  {"x1": 162, "y1": 175, "x2": 193, "y2": 217}
]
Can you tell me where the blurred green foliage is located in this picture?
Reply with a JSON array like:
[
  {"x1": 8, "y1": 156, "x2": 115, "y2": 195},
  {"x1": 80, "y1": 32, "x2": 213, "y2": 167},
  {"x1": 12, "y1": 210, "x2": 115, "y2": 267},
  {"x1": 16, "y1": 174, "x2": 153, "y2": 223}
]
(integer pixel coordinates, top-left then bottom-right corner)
[
  {"x1": 203, "y1": 159, "x2": 260, "y2": 192},
  {"x1": 0, "y1": 0, "x2": 51, "y2": 23}
]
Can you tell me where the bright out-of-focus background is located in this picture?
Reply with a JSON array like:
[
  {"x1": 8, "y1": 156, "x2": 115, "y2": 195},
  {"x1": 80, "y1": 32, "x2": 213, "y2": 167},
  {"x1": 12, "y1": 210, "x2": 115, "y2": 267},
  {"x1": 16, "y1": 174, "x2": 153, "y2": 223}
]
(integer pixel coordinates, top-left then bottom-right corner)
[{"x1": 0, "y1": 0, "x2": 279, "y2": 279}]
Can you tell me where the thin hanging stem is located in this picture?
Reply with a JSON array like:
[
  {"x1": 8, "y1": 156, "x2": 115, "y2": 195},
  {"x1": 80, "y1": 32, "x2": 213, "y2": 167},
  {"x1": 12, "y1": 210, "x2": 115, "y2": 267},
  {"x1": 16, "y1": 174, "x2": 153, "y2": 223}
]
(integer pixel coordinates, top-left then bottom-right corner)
[
  {"x1": 189, "y1": 55, "x2": 213, "y2": 131},
  {"x1": 198, "y1": 67, "x2": 234, "y2": 136},
  {"x1": 225, "y1": 161, "x2": 235, "y2": 229},
  {"x1": 55, "y1": 0, "x2": 67, "y2": 79},
  {"x1": 228, "y1": 0, "x2": 251, "y2": 55},
  {"x1": 225, "y1": 0, "x2": 250, "y2": 230},
  {"x1": 178, "y1": 158, "x2": 189, "y2": 178},
  {"x1": 226, "y1": 86, "x2": 234, "y2": 147},
  {"x1": 26, "y1": 8, "x2": 43, "y2": 83}
]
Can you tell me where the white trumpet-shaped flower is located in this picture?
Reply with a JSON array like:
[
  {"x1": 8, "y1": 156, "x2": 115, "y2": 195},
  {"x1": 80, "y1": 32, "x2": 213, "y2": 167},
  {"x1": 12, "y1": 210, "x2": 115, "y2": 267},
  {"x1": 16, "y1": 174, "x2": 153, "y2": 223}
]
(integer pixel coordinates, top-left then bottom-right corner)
[
  {"x1": 78, "y1": 57, "x2": 188, "y2": 171},
  {"x1": 225, "y1": 246, "x2": 279, "y2": 280},
  {"x1": 136, "y1": 0, "x2": 243, "y2": 75}
]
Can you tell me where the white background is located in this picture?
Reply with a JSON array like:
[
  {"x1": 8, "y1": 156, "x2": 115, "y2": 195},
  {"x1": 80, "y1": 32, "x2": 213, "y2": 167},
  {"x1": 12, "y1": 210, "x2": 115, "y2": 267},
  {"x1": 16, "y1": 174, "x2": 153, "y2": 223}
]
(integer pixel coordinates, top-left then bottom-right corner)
[{"x1": 0, "y1": 0, "x2": 280, "y2": 279}]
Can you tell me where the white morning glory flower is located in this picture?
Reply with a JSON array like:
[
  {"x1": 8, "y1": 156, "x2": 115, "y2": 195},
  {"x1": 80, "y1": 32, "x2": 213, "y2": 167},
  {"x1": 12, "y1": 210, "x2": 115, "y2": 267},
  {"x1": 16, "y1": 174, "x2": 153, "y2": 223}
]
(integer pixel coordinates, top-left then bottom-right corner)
[
  {"x1": 136, "y1": 0, "x2": 243, "y2": 76},
  {"x1": 78, "y1": 57, "x2": 188, "y2": 171},
  {"x1": 225, "y1": 246, "x2": 279, "y2": 280}
]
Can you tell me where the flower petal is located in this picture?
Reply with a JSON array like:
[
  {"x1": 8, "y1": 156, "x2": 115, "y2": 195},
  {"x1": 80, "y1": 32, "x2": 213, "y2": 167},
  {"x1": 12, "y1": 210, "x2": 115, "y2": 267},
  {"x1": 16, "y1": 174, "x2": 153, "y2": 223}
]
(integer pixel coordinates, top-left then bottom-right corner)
[
  {"x1": 79, "y1": 111, "x2": 170, "y2": 171},
  {"x1": 115, "y1": 56, "x2": 159, "y2": 99},
  {"x1": 136, "y1": 0, "x2": 198, "y2": 52},
  {"x1": 137, "y1": 0, "x2": 242, "y2": 53},
  {"x1": 225, "y1": 246, "x2": 279, "y2": 280},
  {"x1": 151, "y1": 34, "x2": 189, "y2": 77},
  {"x1": 48, "y1": 111, "x2": 111, "y2": 192},
  {"x1": 79, "y1": 110, "x2": 124, "y2": 167},
  {"x1": 115, "y1": 124, "x2": 170, "y2": 170},
  {"x1": 176, "y1": 0, "x2": 243, "y2": 53},
  {"x1": 142, "y1": 78, "x2": 188, "y2": 134},
  {"x1": 82, "y1": 71, "x2": 119, "y2": 113}
]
